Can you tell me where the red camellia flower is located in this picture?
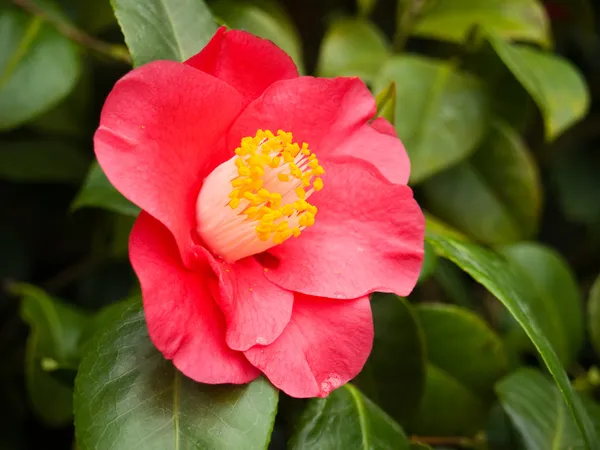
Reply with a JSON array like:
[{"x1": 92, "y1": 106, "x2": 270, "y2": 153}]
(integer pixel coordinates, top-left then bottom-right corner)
[{"x1": 95, "y1": 27, "x2": 425, "y2": 397}]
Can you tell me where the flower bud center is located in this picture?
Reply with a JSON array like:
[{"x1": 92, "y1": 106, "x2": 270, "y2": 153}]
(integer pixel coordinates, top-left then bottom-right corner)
[{"x1": 196, "y1": 129, "x2": 324, "y2": 262}]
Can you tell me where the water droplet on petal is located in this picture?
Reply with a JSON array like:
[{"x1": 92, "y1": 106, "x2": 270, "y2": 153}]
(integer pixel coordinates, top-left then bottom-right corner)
[
  {"x1": 256, "y1": 337, "x2": 267, "y2": 345},
  {"x1": 334, "y1": 291, "x2": 347, "y2": 299}
]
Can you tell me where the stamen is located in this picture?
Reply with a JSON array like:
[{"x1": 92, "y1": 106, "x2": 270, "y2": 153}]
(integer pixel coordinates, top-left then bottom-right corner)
[{"x1": 195, "y1": 129, "x2": 325, "y2": 262}]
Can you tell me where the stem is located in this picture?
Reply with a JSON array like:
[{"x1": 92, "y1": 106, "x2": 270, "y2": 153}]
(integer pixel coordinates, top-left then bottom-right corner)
[
  {"x1": 410, "y1": 435, "x2": 477, "y2": 448},
  {"x1": 393, "y1": 0, "x2": 426, "y2": 52},
  {"x1": 10, "y1": 0, "x2": 131, "y2": 65}
]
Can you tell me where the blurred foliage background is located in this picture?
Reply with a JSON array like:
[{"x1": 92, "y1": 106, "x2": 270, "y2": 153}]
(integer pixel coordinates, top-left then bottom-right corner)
[{"x1": 3, "y1": 0, "x2": 600, "y2": 449}]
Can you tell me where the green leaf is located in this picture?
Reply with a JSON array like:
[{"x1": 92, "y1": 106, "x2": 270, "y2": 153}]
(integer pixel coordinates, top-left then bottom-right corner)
[
  {"x1": 14, "y1": 283, "x2": 91, "y2": 426},
  {"x1": 423, "y1": 121, "x2": 542, "y2": 244},
  {"x1": 0, "y1": 139, "x2": 89, "y2": 183},
  {"x1": 425, "y1": 230, "x2": 599, "y2": 449},
  {"x1": 409, "y1": 444, "x2": 432, "y2": 450},
  {"x1": 289, "y1": 384, "x2": 410, "y2": 450},
  {"x1": 410, "y1": 0, "x2": 550, "y2": 46},
  {"x1": 211, "y1": 0, "x2": 304, "y2": 73},
  {"x1": 354, "y1": 294, "x2": 426, "y2": 426},
  {"x1": 410, "y1": 364, "x2": 486, "y2": 436},
  {"x1": 487, "y1": 33, "x2": 589, "y2": 141},
  {"x1": 500, "y1": 242, "x2": 584, "y2": 368},
  {"x1": 410, "y1": 304, "x2": 507, "y2": 435},
  {"x1": 357, "y1": 0, "x2": 377, "y2": 17},
  {"x1": 587, "y1": 274, "x2": 600, "y2": 361},
  {"x1": 417, "y1": 304, "x2": 508, "y2": 395},
  {"x1": 433, "y1": 259, "x2": 475, "y2": 309},
  {"x1": 374, "y1": 55, "x2": 490, "y2": 184},
  {"x1": 74, "y1": 302, "x2": 278, "y2": 450},
  {"x1": 72, "y1": 161, "x2": 140, "y2": 216},
  {"x1": 418, "y1": 241, "x2": 438, "y2": 283},
  {"x1": 0, "y1": 1, "x2": 81, "y2": 130},
  {"x1": 111, "y1": 0, "x2": 217, "y2": 66},
  {"x1": 496, "y1": 368, "x2": 589, "y2": 450},
  {"x1": 317, "y1": 17, "x2": 390, "y2": 83},
  {"x1": 375, "y1": 81, "x2": 396, "y2": 124}
]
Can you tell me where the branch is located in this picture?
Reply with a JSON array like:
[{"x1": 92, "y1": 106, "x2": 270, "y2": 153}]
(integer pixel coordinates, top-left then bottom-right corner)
[
  {"x1": 11, "y1": 0, "x2": 131, "y2": 65},
  {"x1": 410, "y1": 434, "x2": 478, "y2": 448}
]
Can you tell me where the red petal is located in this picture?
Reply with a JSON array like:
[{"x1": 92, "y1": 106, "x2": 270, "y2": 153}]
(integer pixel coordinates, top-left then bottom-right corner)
[
  {"x1": 95, "y1": 60, "x2": 242, "y2": 267},
  {"x1": 333, "y1": 117, "x2": 410, "y2": 184},
  {"x1": 267, "y1": 159, "x2": 424, "y2": 298},
  {"x1": 204, "y1": 254, "x2": 294, "y2": 351},
  {"x1": 129, "y1": 211, "x2": 259, "y2": 384},
  {"x1": 245, "y1": 294, "x2": 373, "y2": 398},
  {"x1": 227, "y1": 76, "x2": 375, "y2": 160},
  {"x1": 186, "y1": 27, "x2": 298, "y2": 107}
]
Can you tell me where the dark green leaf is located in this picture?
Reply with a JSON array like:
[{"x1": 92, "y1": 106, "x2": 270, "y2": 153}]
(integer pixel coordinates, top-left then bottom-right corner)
[
  {"x1": 496, "y1": 369, "x2": 587, "y2": 450},
  {"x1": 0, "y1": 1, "x2": 81, "y2": 130},
  {"x1": 426, "y1": 231, "x2": 598, "y2": 449},
  {"x1": 357, "y1": 0, "x2": 377, "y2": 17},
  {"x1": 355, "y1": 294, "x2": 426, "y2": 426},
  {"x1": 317, "y1": 17, "x2": 390, "y2": 83},
  {"x1": 423, "y1": 121, "x2": 542, "y2": 244},
  {"x1": 289, "y1": 384, "x2": 410, "y2": 450},
  {"x1": 410, "y1": 364, "x2": 486, "y2": 436},
  {"x1": 588, "y1": 274, "x2": 600, "y2": 361},
  {"x1": 111, "y1": 0, "x2": 217, "y2": 66},
  {"x1": 211, "y1": 0, "x2": 304, "y2": 73},
  {"x1": 374, "y1": 55, "x2": 490, "y2": 184},
  {"x1": 417, "y1": 304, "x2": 508, "y2": 395},
  {"x1": 500, "y1": 242, "x2": 584, "y2": 368},
  {"x1": 418, "y1": 241, "x2": 437, "y2": 283},
  {"x1": 487, "y1": 33, "x2": 589, "y2": 141},
  {"x1": 411, "y1": 0, "x2": 550, "y2": 46},
  {"x1": 375, "y1": 81, "x2": 396, "y2": 125},
  {"x1": 15, "y1": 283, "x2": 91, "y2": 426},
  {"x1": 72, "y1": 161, "x2": 140, "y2": 216},
  {"x1": 74, "y1": 303, "x2": 278, "y2": 450},
  {"x1": 433, "y1": 259, "x2": 475, "y2": 309},
  {"x1": 410, "y1": 304, "x2": 507, "y2": 436},
  {"x1": 409, "y1": 444, "x2": 432, "y2": 450},
  {"x1": 0, "y1": 139, "x2": 89, "y2": 183}
]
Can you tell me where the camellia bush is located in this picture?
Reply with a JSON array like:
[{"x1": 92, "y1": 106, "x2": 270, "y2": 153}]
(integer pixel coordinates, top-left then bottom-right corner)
[{"x1": 2, "y1": 0, "x2": 600, "y2": 449}]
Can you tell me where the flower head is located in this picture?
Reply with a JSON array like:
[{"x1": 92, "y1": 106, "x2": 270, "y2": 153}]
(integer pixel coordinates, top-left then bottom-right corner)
[{"x1": 95, "y1": 27, "x2": 424, "y2": 398}]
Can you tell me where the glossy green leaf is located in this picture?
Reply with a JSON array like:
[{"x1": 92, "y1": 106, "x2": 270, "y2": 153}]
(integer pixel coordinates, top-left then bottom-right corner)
[
  {"x1": 72, "y1": 161, "x2": 140, "y2": 216},
  {"x1": 496, "y1": 368, "x2": 588, "y2": 450},
  {"x1": 423, "y1": 121, "x2": 541, "y2": 244},
  {"x1": 0, "y1": 139, "x2": 89, "y2": 183},
  {"x1": 426, "y1": 230, "x2": 598, "y2": 449},
  {"x1": 410, "y1": 304, "x2": 507, "y2": 435},
  {"x1": 417, "y1": 304, "x2": 508, "y2": 395},
  {"x1": 500, "y1": 242, "x2": 584, "y2": 368},
  {"x1": 418, "y1": 241, "x2": 437, "y2": 283},
  {"x1": 355, "y1": 294, "x2": 426, "y2": 426},
  {"x1": 111, "y1": 0, "x2": 217, "y2": 66},
  {"x1": 317, "y1": 18, "x2": 390, "y2": 83},
  {"x1": 14, "y1": 283, "x2": 91, "y2": 426},
  {"x1": 374, "y1": 55, "x2": 490, "y2": 184},
  {"x1": 0, "y1": 1, "x2": 81, "y2": 130},
  {"x1": 289, "y1": 384, "x2": 410, "y2": 449},
  {"x1": 487, "y1": 33, "x2": 589, "y2": 141},
  {"x1": 588, "y1": 274, "x2": 600, "y2": 360},
  {"x1": 411, "y1": 0, "x2": 550, "y2": 46},
  {"x1": 433, "y1": 259, "x2": 475, "y2": 309},
  {"x1": 375, "y1": 81, "x2": 396, "y2": 124},
  {"x1": 410, "y1": 364, "x2": 486, "y2": 436},
  {"x1": 74, "y1": 303, "x2": 279, "y2": 450},
  {"x1": 211, "y1": 0, "x2": 304, "y2": 73}
]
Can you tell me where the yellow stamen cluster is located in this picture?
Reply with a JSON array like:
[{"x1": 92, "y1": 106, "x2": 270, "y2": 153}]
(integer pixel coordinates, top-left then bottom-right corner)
[{"x1": 228, "y1": 129, "x2": 324, "y2": 244}]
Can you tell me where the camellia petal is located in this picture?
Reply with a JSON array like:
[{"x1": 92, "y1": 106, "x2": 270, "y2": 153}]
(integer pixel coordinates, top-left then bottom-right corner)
[
  {"x1": 186, "y1": 27, "x2": 299, "y2": 107},
  {"x1": 204, "y1": 253, "x2": 294, "y2": 351},
  {"x1": 129, "y1": 212, "x2": 260, "y2": 384},
  {"x1": 332, "y1": 117, "x2": 411, "y2": 184},
  {"x1": 266, "y1": 159, "x2": 425, "y2": 299},
  {"x1": 95, "y1": 60, "x2": 242, "y2": 267},
  {"x1": 227, "y1": 76, "x2": 376, "y2": 161},
  {"x1": 244, "y1": 294, "x2": 374, "y2": 398}
]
